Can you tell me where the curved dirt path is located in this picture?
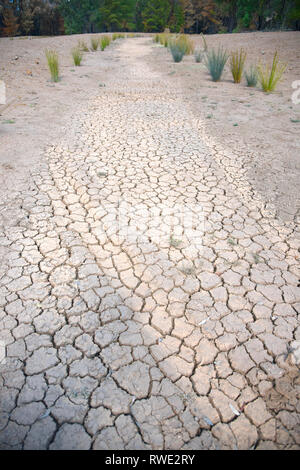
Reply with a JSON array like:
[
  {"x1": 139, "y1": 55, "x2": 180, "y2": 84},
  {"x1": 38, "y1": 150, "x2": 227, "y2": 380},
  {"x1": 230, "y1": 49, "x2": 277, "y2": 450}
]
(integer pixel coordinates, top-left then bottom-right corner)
[{"x1": 0, "y1": 38, "x2": 299, "y2": 450}]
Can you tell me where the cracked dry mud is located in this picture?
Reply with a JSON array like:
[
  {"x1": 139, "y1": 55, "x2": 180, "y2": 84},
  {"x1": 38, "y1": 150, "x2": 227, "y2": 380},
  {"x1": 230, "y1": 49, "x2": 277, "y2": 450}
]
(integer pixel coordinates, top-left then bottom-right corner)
[{"x1": 0, "y1": 38, "x2": 300, "y2": 450}]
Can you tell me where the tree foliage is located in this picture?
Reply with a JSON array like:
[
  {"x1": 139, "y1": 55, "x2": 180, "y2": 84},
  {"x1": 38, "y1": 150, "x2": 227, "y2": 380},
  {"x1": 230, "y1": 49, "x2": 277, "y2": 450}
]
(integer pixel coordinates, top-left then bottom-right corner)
[
  {"x1": 0, "y1": 0, "x2": 299, "y2": 36},
  {"x1": 2, "y1": 6, "x2": 19, "y2": 37}
]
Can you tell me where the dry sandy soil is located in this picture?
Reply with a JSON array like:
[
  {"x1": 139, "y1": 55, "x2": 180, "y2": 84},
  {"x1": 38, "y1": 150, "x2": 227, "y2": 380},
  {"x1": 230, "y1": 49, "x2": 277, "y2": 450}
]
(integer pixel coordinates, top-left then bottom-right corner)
[
  {"x1": 0, "y1": 33, "x2": 299, "y2": 451},
  {"x1": 1, "y1": 31, "x2": 300, "y2": 223},
  {"x1": 0, "y1": 33, "x2": 120, "y2": 226},
  {"x1": 150, "y1": 31, "x2": 300, "y2": 223}
]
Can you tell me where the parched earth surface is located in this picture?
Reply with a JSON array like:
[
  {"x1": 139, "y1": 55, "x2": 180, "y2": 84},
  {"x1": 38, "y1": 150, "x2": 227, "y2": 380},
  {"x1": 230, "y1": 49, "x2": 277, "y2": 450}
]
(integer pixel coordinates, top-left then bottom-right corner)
[{"x1": 0, "y1": 37, "x2": 300, "y2": 450}]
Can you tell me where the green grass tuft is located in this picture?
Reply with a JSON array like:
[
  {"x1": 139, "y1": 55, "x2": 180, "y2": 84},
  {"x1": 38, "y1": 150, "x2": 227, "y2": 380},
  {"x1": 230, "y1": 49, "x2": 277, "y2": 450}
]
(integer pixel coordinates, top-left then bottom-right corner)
[
  {"x1": 112, "y1": 33, "x2": 125, "y2": 40},
  {"x1": 257, "y1": 51, "x2": 286, "y2": 93},
  {"x1": 230, "y1": 48, "x2": 247, "y2": 83},
  {"x1": 194, "y1": 48, "x2": 203, "y2": 63},
  {"x1": 176, "y1": 34, "x2": 194, "y2": 55},
  {"x1": 45, "y1": 49, "x2": 59, "y2": 82},
  {"x1": 245, "y1": 65, "x2": 258, "y2": 87},
  {"x1": 77, "y1": 40, "x2": 89, "y2": 52},
  {"x1": 158, "y1": 32, "x2": 170, "y2": 47},
  {"x1": 205, "y1": 46, "x2": 228, "y2": 82},
  {"x1": 90, "y1": 36, "x2": 99, "y2": 51},
  {"x1": 100, "y1": 35, "x2": 111, "y2": 51},
  {"x1": 168, "y1": 37, "x2": 185, "y2": 63},
  {"x1": 72, "y1": 47, "x2": 83, "y2": 66}
]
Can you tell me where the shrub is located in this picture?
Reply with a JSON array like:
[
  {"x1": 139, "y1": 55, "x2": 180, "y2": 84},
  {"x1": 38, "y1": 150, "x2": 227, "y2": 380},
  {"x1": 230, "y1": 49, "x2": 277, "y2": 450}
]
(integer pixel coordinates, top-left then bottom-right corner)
[
  {"x1": 245, "y1": 65, "x2": 258, "y2": 87},
  {"x1": 90, "y1": 36, "x2": 99, "y2": 51},
  {"x1": 100, "y1": 35, "x2": 111, "y2": 51},
  {"x1": 257, "y1": 51, "x2": 286, "y2": 92},
  {"x1": 72, "y1": 47, "x2": 83, "y2": 66},
  {"x1": 153, "y1": 33, "x2": 160, "y2": 43},
  {"x1": 194, "y1": 48, "x2": 203, "y2": 63},
  {"x1": 45, "y1": 49, "x2": 59, "y2": 82},
  {"x1": 169, "y1": 38, "x2": 185, "y2": 63},
  {"x1": 205, "y1": 46, "x2": 228, "y2": 82},
  {"x1": 112, "y1": 33, "x2": 118, "y2": 41},
  {"x1": 230, "y1": 48, "x2": 247, "y2": 83}
]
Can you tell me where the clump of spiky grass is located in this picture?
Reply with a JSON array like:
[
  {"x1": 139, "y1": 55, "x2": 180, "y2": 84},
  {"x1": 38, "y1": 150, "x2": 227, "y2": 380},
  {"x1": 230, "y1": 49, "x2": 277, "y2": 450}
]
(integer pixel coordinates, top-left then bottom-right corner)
[
  {"x1": 77, "y1": 39, "x2": 89, "y2": 52},
  {"x1": 201, "y1": 32, "x2": 208, "y2": 52},
  {"x1": 194, "y1": 48, "x2": 203, "y2": 63},
  {"x1": 112, "y1": 33, "x2": 125, "y2": 40},
  {"x1": 169, "y1": 37, "x2": 185, "y2": 63},
  {"x1": 153, "y1": 33, "x2": 160, "y2": 43},
  {"x1": 90, "y1": 36, "x2": 99, "y2": 51},
  {"x1": 45, "y1": 49, "x2": 59, "y2": 82},
  {"x1": 230, "y1": 48, "x2": 247, "y2": 83},
  {"x1": 205, "y1": 46, "x2": 228, "y2": 82},
  {"x1": 72, "y1": 47, "x2": 83, "y2": 66},
  {"x1": 177, "y1": 34, "x2": 194, "y2": 55},
  {"x1": 245, "y1": 65, "x2": 258, "y2": 87},
  {"x1": 100, "y1": 35, "x2": 111, "y2": 51},
  {"x1": 257, "y1": 51, "x2": 286, "y2": 92},
  {"x1": 159, "y1": 32, "x2": 170, "y2": 47}
]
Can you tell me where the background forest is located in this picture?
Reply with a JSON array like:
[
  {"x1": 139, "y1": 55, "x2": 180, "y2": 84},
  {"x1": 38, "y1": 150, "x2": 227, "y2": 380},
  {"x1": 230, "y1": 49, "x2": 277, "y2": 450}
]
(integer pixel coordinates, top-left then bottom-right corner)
[{"x1": 0, "y1": 0, "x2": 299, "y2": 37}]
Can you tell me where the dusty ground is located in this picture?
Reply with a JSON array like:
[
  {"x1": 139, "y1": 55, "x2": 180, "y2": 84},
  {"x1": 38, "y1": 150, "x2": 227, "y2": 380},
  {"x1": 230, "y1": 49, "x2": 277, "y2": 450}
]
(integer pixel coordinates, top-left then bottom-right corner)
[
  {"x1": 0, "y1": 33, "x2": 299, "y2": 450},
  {"x1": 150, "y1": 31, "x2": 300, "y2": 224}
]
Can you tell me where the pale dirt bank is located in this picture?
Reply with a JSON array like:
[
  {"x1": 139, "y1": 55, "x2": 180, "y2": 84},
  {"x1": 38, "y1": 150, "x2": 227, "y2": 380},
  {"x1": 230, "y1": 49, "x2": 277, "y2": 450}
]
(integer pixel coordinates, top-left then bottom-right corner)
[{"x1": 149, "y1": 31, "x2": 300, "y2": 224}]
